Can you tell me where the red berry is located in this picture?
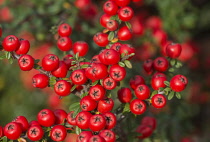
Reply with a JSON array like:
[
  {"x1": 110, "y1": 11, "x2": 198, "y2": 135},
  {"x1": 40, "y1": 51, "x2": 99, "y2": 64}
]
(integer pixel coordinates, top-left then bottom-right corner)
[
  {"x1": 50, "y1": 125, "x2": 67, "y2": 141},
  {"x1": 89, "y1": 114, "x2": 106, "y2": 132},
  {"x1": 27, "y1": 125, "x2": 44, "y2": 141},
  {"x1": 4, "y1": 122, "x2": 22, "y2": 140},
  {"x1": 74, "y1": 0, "x2": 91, "y2": 9},
  {"x1": 119, "y1": 44, "x2": 135, "y2": 59},
  {"x1": 73, "y1": 41, "x2": 89, "y2": 56},
  {"x1": 115, "y1": 0, "x2": 130, "y2": 7},
  {"x1": 103, "y1": 49, "x2": 120, "y2": 65},
  {"x1": 93, "y1": 32, "x2": 109, "y2": 47},
  {"x1": 103, "y1": 1, "x2": 118, "y2": 15},
  {"x1": 106, "y1": 20, "x2": 118, "y2": 31},
  {"x1": 67, "y1": 111, "x2": 76, "y2": 126},
  {"x1": 103, "y1": 112, "x2": 117, "y2": 129},
  {"x1": 18, "y1": 54, "x2": 34, "y2": 71},
  {"x1": 42, "y1": 54, "x2": 59, "y2": 71},
  {"x1": 99, "y1": 129, "x2": 116, "y2": 142},
  {"x1": 143, "y1": 59, "x2": 153, "y2": 74},
  {"x1": 89, "y1": 85, "x2": 106, "y2": 101},
  {"x1": 32, "y1": 74, "x2": 49, "y2": 88},
  {"x1": 146, "y1": 16, "x2": 162, "y2": 31},
  {"x1": 12, "y1": 116, "x2": 29, "y2": 132},
  {"x1": 151, "y1": 94, "x2": 167, "y2": 109},
  {"x1": 58, "y1": 23, "x2": 72, "y2": 37},
  {"x1": 118, "y1": 6, "x2": 134, "y2": 21},
  {"x1": 2, "y1": 35, "x2": 20, "y2": 51},
  {"x1": 0, "y1": 27, "x2": 2, "y2": 38},
  {"x1": 29, "y1": 120, "x2": 40, "y2": 127},
  {"x1": 152, "y1": 29, "x2": 167, "y2": 46},
  {"x1": 117, "y1": 87, "x2": 132, "y2": 103},
  {"x1": 80, "y1": 95, "x2": 97, "y2": 111},
  {"x1": 0, "y1": 126, "x2": 3, "y2": 137},
  {"x1": 151, "y1": 72, "x2": 167, "y2": 90},
  {"x1": 89, "y1": 135, "x2": 106, "y2": 142},
  {"x1": 110, "y1": 42, "x2": 122, "y2": 52},
  {"x1": 141, "y1": 116, "x2": 157, "y2": 130},
  {"x1": 130, "y1": 99, "x2": 146, "y2": 115},
  {"x1": 129, "y1": 75, "x2": 145, "y2": 90},
  {"x1": 70, "y1": 69, "x2": 87, "y2": 85},
  {"x1": 57, "y1": 36, "x2": 72, "y2": 51},
  {"x1": 103, "y1": 77, "x2": 117, "y2": 90},
  {"x1": 109, "y1": 64, "x2": 126, "y2": 81},
  {"x1": 54, "y1": 80, "x2": 72, "y2": 96},
  {"x1": 170, "y1": 75, "x2": 188, "y2": 92},
  {"x1": 15, "y1": 39, "x2": 30, "y2": 55},
  {"x1": 166, "y1": 43, "x2": 182, "y2": 58},
  {"x1": 136, "y1": 124, "x2": 153, "y2": 139},
  {"x1": 77, "y1": 131, "x2": 93, "y2": 142},
  {"x1": 63, "y1": 54, "x2": 74, "y2": 68},
  {"x1": 100, "y1": 14, "x2": 112, "y2": 28},
  {"x1": 76, "y1": 111, "x2": 92, "y2": 129},
  {"x1": 51, "y1": 61, "x2": 68, "y2": 78},
  {"x1": 153, "y1": 57, "x2": 169, "y2": 72},
  {"x1": 98, "y1": 98, "x2": 114, "y2": 113},
  {"x1": 54, "y1": 109, "x2": 67, "y2": 124},
  {"x1": 135, "y1": 84, "x2": 150, "y2": 100},
  {"x1": 37, "y1": 109, "x2": 55, "y2": 127},
  {"x1": 117, "y1": 26, "x2": 132, "y2": 41}
]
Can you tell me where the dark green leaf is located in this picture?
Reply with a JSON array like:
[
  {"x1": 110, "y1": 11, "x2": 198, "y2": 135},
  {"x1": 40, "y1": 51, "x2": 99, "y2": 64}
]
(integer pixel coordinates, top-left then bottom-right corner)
[
  {"x1": 69, "y1": 102, "x2": 80, "y2": 111},
  {"x1": 0, "y1": 54, "x2": 6, "y2": 60},
  {"x1": 108, "y1": 31, "x2": 115, "y2": 41},
  {"x1": 168, "y1": 91, "x2": 175, "y2": 100},
  {"x1": 164, "y1": 87, "x2": 171, "y2": 91},
  {"x1": 123, "y1": 103, "x2": 130, "y2": 113},
  {"x1": 34, "y1": 64, "x2": 42, "y2": 69},
  {"x1": 124, "y1": 60, "x2": 132, "y2": 69},
  {"x1": 151, "y1": 90, "x2": 158, "y2": 97},
  {"x1": 75, "y1": 126, "x2": 82, "y2": 135},
  {"x1": 118, "y1": 61, "x2": 125, "y2": 67},
  {"x1": 34, "y1": 59, "x2": 40, "y2": 64},
  {"x1": 176, "y1": 92, "x2": 181, "y2": 99},
  {"x1": 125, "y1": 21, "x2": 132, "y2": 29},
  {"x1": 71, "y1": 85, "x2": 77, "y2": 92},
  {"x1": 164, "y1": 81, "x2": 170, "y2": 86},
  {"x1": 81, "y1": 92, "x2": 88, "y2": 98},
  {"x1": 110, "y1": 15, "x2": 118, "y2": 20}
]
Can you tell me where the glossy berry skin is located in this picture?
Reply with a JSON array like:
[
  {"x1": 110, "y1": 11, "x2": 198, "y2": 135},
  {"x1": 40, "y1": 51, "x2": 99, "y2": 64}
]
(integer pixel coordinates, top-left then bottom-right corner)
[
  {"x1": 93, "y1": 32, "x2": 109, "y2": 47},
  {"x1": 170, "y1": 75, "x2": 188, "y2": 92},
  {"x1": 4, "y1": 122, "x2": 22, "y2": 140},
  {"x1": 135, "y1": 84, "x2": 150, "y2": 100},
  {"x1": 106, "y1": 20, "x2": 118, "y2": 31},
  {"x1": 42, "y1": 54, "x2": 59, "y2": 71},
  {"x1": 27, "y1": 125, "x2": 44, "y2": 141},
  {"x1": 151, "y1": 94, "x2": 167, "y2": 109},
  {"x1": 57, "y1": 36, "x2": 72, "y2": 51},
  {"x1": 32, "y1": 74, "x2": 49, "y2": 88},
  {"x1": 103, "y1": 77, "x2": 117, "y2": 90},
  {"x1": 143, "y1": 59, "x2": 153, "y2": 74},
  {"x1": 58, "y1": 23, "x2": 72, "y2": 37},
  {"x1": 136, "y1": 124, "x2": 153, "y2": 139},
  {"x1": 99, "y1": 129, "x2": 116, "y2": 142},
  {"x1": 115, "y1": 0, "x2": 130, "y2": 7},
  {"x1": 89, "y1": 85, "x2": 106, "y2": 101},
  {"x1": 130, "y1": 99, "x2": 146, "y2": 115},
  {"x1": 153, "y1": 57, "x2": 169, "y2": 72},
  {"x1": 119, "y1": 44, "x2": 135, "y2": 59},
  {"x1": 54, "y1": 80, "x2": 71, "y2": 96},
  {"x1": 117, "y1": 26, "x2": 132, "y2": 41},
  {"x1": 89, "y1": 135, "x2": 106, "y2": 142},
  {"x1": 103, "y1": 49, "x2": 120, "y2": 65},
  {"x1": 77, "y1": 131, "x2": 93, "y2": 142},
  {"x1": 50, "y1": 125, "x2": 67, "y2": 141},
  {"x1": 166, "y1": 43, "x2": 182, "y2": 58},
  {"x1": 129, "y1": 75, "x2": 145, "y2": 90},
  {"x1": 98, "y1": 98, "x2": 114, "y2": 113},
  {"x1": 37, "y1": 109, "x2": 55, "y2": 127},
  {"x1": 110, "y1": 42, "x2": 122, "y2": 52},
  {"x1": 12, "y1": 116, "x2": 29, "y2": 132},
  {"x1": 29, "y1": 120, "x2": 40, "y2": 127},
  {"x1": 80, "y1": 95, "x2": 97, "y2": 111},
  {"x1": 76, "y1": 111, "x2": 92, "y2": 129},
  {"x1": 103, "y1": 1, "x2": 118, "y2": 15},
  {"x1": 73, "y1": 41, "x2": 89, "y2": 56},
  {"x1": 15, "y1": 39, "x2": 30, "y2": 55},
  {"x1": 117, "y1": 87, "x2": 132, "y2": 103},
  {"x1": 51, "y1": 61, "x2": 68, "y2": 78},
  {"x1": 70, "y1": 69, "x2": 87, "y2": 85},
  {"x1": 109, "y1": 64, "x2": 126, "y2": 81},
  {"x1": 54, "y1": 109, "x2": 67, "y2": 125},
  {"x1": 141, "y1": 116, "x2": 157, "y2": 130},
  {"x1": 103, "y1": 112, "x2": 117, "y2": 129},
  {"x1": 151, "y1": 73, "x2": 167, "y2": 91},
  {"x1": 0, "y1": 126, "x2": 3, "y2": 137},
  {"x1": 74, "y1": 0, "x2": 91, "y2": 10},
  {"x1": 152, "y1": 29, "x2": 167, "y2": 46},
  {"x1": 67, "y1": 111, "x2": 76, "y2": 126},
  {"x1": 89, "y1": 114, "x2": 106, "y2": 132},
  {"x1": 118, "y1": 6, "x2": 134, "y2": 21},
  {"x1": 100, "y1": 14, "x2": 112, "y2": 28},
  {"x1": 2, "y1": 35, "x2": 20, "y2": 51},
  {"x1": 18, "y1": 54, "x2": 34, "y2": 71}
]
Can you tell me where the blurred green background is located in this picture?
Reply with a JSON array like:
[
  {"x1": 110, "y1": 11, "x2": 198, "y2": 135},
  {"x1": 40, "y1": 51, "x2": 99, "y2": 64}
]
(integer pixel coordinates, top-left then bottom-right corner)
[{"x1": 0, "y1": 0, "x2": 210, "y2": 141}]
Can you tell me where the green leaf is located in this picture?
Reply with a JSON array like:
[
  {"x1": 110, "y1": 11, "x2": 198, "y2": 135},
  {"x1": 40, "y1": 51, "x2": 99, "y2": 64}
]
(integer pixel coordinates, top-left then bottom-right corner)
[
  {"x1": 176, "y1": 92, "x2": 181, "y2": 99},
  {"x1": 175, "y1": 61, "x2": 183, "y2": 68},
  {"x1": 91, "y1": 80, "x2": 99, "y2": 86},
  {"x1": 164, "y1": 81, "x2": 170, "y2": 86},
  {"x1": 118, "y1": 61, "x2": 125, "y2": 67},
  {"x1": 69, "y1": 102, "x2": 80, "y2": 112},
  {"x1": 123, "y1": 103, "x2": 130, "y2": 113},
  {"x1": 107, "y1": 93, "x2": 112, "y2": 98},
  {"x1": 9, "y1": 58, "x2": 13, "y2": 64},
  {"x1": 110, "y1": 15, "x2": 118, "y2": 20},
  {"x1": 170, "y1": 59, "x2": 176, "y2": 66},
  {"x1": 168, "y1": 68, "x2": 175, "y2": 72},
  {"x1": 34, "y1": 59, "x2": 40, "y2": 64},
  {"x1": 81, "y1": 64, "x2": 89, "y2": 69},
  {"x1": 5, "y1": 51, "x2": 11, "y2": 59},
  {"x1": 81, "y1": 92, "x2": 88, "y2": 98},
  {"x1": 159, "y1": 87, "x2": 164, "y2": 91},
  {"x1": 34, "y1": 64, "x2": 42, "y2": 69},
  {"x1": 168, "y1": 91, "x2": 175, "y2": 100},
  {"x1": 71, "y1": 85, "x2": 77, "y2": 92},
  {"x1": 75, "y1": 52, "x2": 79, "y2": 60},
  {"x1": 151, "y1": 90, "x2": 158, "y2": 97},
  {"x1": 100, "y1": 79, "x2": 103, "y2": 86},
  {"x1": 124, "y1": 60, "x2": 132, "y2": 69},
  {"x1": 0, "y1": 54, "x2": 6, "y2": 60},
  {"x1": 2, "y1": 136, "x2": 7, "y2": 142},
  {"x1": 125, "y1": 21, "x2": 132, "y2": 29},
  {"x1": 108, "y1": 31, "x2": 115, "y2": 41},
  {"x1": 164, "y1": 87, "x2": 171, "y2": 91},
  {"x1": 75, "y1": 126, "x2": 82, "y2": 135},
  {"x1": 49, "y1": 77, "x2": 56, "y2": 86}
]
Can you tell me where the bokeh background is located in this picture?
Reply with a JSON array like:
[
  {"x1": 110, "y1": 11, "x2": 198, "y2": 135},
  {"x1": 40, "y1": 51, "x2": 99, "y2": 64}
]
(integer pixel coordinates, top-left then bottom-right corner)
[{"x1": 0, "y1": 0, "x2": 210, "y2": 141}]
